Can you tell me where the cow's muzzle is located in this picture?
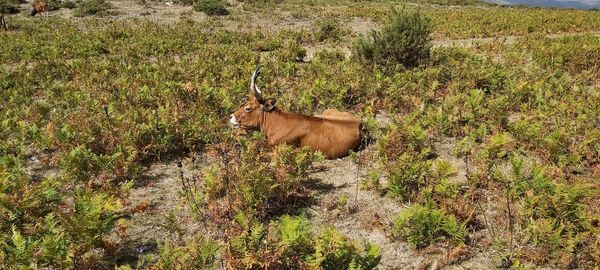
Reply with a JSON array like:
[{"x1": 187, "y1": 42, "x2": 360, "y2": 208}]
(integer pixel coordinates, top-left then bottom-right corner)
[{"x1": 229, "y1": 114, "x2": 240, "y2": 128}]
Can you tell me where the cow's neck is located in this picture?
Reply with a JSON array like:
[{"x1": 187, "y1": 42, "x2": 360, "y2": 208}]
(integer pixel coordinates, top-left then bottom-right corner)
[
  {"x1": 259, "y1": 109, "x2": 303, "y2": 143},
  {"x1": 259, "y1": 109, "x2": 283, "y2": 135}
]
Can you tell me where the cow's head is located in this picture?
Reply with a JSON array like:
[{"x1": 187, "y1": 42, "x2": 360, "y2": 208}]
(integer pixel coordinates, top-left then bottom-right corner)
[{"x1": 230, "y1": 65, "x2": 276, "y2": 129}]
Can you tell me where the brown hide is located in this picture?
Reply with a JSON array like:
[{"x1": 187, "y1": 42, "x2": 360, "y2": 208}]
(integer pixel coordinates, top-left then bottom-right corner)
[
  {"x1": 263, "y1": 110, "x2": 360, "y2": 158},
  {"x1": 231, "y1": 98, "x2": 361, "y2": 159},
  {"x1": 230, "y1": 66, "x2": 361, "y2": 158},
  {"x1": 31, "y1": 0, "x2": 48, "y2": 16},
  {"x1": 315, "y1": 109, "x2": 359, "y2": 122}
]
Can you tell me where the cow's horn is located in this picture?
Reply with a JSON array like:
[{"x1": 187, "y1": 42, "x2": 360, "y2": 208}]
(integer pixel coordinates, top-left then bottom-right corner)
[{"x1": 251, "y1": 65, "x2": 264, "y2": 102}]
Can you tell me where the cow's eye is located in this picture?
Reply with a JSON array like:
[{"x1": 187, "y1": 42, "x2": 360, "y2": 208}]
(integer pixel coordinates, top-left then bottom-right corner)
[{"x1": 244, "y1": 107, "x2": 252, "y2": 112}]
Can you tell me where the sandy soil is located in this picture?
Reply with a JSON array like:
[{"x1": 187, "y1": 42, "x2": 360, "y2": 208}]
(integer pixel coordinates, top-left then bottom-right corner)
[{"x1": 307, "y1": 154, "x2": 426, "y2": 269}]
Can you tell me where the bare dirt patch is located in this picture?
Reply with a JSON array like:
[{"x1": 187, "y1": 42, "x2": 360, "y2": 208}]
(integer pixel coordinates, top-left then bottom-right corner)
[
  {"x1": 434, "y1": 137, "x2": 468, "y2": 186},
  {"x1": 104, "y1": 110, "x2": 500, "y2": 269},
  {"x1": 432, "y1": 31, "x2": 600, "y2": 48},
  {"x1": 110, "y1": 0, "x2": 207, "y2": 23},
  {"x1": 346, "y1": 16, "x2": 377, "y2": 37},
  {"x1": 307, "y1": 153, "x2": 424, "y2": 269}
]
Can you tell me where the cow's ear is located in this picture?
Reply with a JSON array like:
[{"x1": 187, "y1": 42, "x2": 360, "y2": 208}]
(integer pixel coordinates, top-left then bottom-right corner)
[{"x1": 261, "y1": 99, "x2": 276, "y2": 112}]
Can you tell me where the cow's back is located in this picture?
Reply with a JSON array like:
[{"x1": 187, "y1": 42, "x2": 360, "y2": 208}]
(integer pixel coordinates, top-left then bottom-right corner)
[
  {"x1": 314, "y1": 109, "x2": 359, "y2": 122},
  {"x1": 261, "y1": 109, "x2": 361, "y2": 159},
  {"x1": 304, "y1": 113, "x2": 361, "y2": 158}
]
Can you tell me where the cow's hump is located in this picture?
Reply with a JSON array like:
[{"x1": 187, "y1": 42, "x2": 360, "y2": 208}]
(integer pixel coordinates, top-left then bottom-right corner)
[{"x1": 314, "y1": 109, "x2": 359, "y2": 122}]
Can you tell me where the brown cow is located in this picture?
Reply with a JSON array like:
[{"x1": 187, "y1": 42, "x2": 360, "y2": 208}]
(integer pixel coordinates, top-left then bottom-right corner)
[
  {"x1": 31, "y1": 0, "x2": 49, "y2": 17},
  {"x1": 230, "y1": 66, "x2": 361, "y2": 159},
  {"x1": 0, "y1": 13, "x2": 7, "y2": 31}
]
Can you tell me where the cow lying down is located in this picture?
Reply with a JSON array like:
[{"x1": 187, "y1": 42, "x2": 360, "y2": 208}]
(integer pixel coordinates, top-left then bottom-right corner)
[{"x1": 230, "y1": 66, "x2": 361, "y2": 159}]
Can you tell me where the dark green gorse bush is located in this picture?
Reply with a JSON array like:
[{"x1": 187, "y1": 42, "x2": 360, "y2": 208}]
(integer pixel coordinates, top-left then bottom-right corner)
[
  {"x1": 316, "y1": 18, "x2": 345, "y2": 42},
  {"x1": 353, "y1": 7, "x2": 432, "y2": 70},
  {"x1": 194, "y1": 0, "x2": 228, "y2": 16},
  {"x1": 0, "y1": 0, "x2": 20, "y2": 14}
]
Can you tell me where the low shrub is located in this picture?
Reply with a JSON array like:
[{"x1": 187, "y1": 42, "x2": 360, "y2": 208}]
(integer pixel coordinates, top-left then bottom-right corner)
[
  {"x1": 316, "y1": 49, "x2": 347, "y2": 63},
  {"x1": 226, "y1": 215, "x2": 381, "y2": 269},
  {"x1": 529, "y1": 35, "x2": 600, "y2": 81},
  {"x1": 386, "y1": 151, "x2": 432, "y2": 201},
  {"x1": 275, "y1": 39, "x2": 307, "y2": 62},
  {"x1": 352, "y1": 7, "x2": 432, "y2": 70},
  {"x1": 58, "y1": 145, "x2": 140, "y2": 185},
  {"x1": 73, "y1": 0, "x2": 113, "y2": 17},
  {"x1": 377, "y1": 122, "x2": 431, "y2": 164},
  {"x1": 518, "y1": 170, "x2": 598, "y2": 268},
  {"x1": 377, "y1": 121, "x2": 438, "y2": 201},
  {"x1": 152, "y1": 236, "x2": 220, "y2": 270},
  {"x1": 315, "y1": 18, "x2": 345, "y2": 42},
  {"x1": 194, "y1": 0, "x2": 228, "y2": 16},
  {"x1": 393, "y1": 203, "x2": 466, "y2": 249},
  {"x1": 314, "y1": 226, "x2": 381, "y2": 269},
  {"x1": 60, "y1": 0, "x2": 77, "y2": 9},
  {"x1": 0, "y1": 160, "x2": 121, "y2": 268},
  {"x1": 197, "y1": 134, "x2": 322, "y2": 221},
  {"x1": 0, "y1": 0, "x2": 21, "y2": 14}
]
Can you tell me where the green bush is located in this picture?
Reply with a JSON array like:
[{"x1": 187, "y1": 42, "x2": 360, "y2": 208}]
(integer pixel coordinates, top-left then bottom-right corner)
[
  {"x1": 0, "y1": 160, "x2": 121, "y2": 268},
  {"x1": 377, "y1": 122, "x2": 431, "y2": 163},
  {"x1": 377, "y1": 121, "x2": 436, "y2": 201},
  {"x1": 387, "y1": 151, "x2": 431, "y2": 201},
  {"x1": 352, "y1": 7, "x2": 432, "y2": 70},
  {"x1": 275, "y1": 39, "x2": 307, "y2": 62},
  {"x1": 316, "y1": 49, "x2": 347, "y2": 63},
  {"x1": 194, "y1": 0, "x2": 228, "y2": 16},
  {"x1": 529, "y1": 35, "x2": 600, "y2": 81},
  {"x1": 152, "y1": 236, "x2": 220, "y2": 270},
  {"x1": 46, "y1": 0, "x2": 63, "y2": 11},
  {"x1": 316, "y1": 18, "x2": 345, "y2": 42},
  {"x1": 313, "y1": 227, "x2": 381, "y2": 270},
  {"x1": 196, "y1": 135, "x2": 322, "y2": 221},
  {"x1": 227, "y1": 215, "x2": 381, "y2": 269},
  {"x1": 59, "y1": 146, "x2": 117, "y2": 182},
  {"x1": 518, "y1": 170, "x2": 597, "y2": 268},
  {"x1": 393, "y1": 203, "x2": 466, "y2": 249},
  {"x1": 0, "y1": 0, "x2": 21, "y2": 14},
  {"x1": 73, "y1": 0, "x2": 113, "y2": 17},
  {"x1": 60, "y1": 0, "x2": 77, "y2": 9}
]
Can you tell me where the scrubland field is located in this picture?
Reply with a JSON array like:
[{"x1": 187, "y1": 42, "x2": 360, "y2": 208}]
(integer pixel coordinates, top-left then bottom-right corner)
[{"x1": 1, "y1": 0, "x2": 599, "y2": 269}]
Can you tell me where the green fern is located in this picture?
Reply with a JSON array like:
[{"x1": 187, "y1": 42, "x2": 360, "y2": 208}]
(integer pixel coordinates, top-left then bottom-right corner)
[{"x1": 393, "y1": 204, "x2": 466, "y2": 249}]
